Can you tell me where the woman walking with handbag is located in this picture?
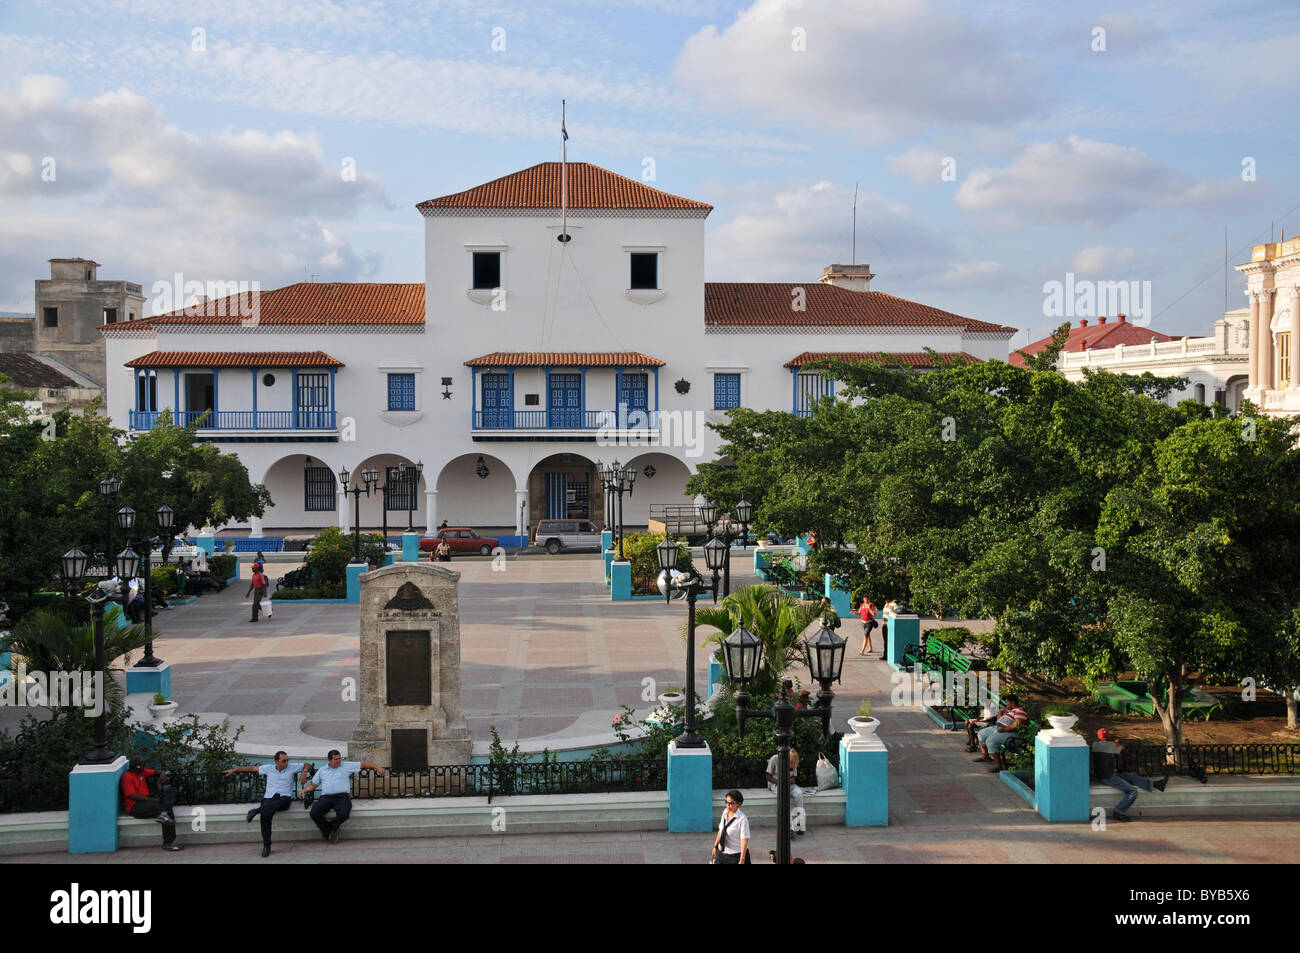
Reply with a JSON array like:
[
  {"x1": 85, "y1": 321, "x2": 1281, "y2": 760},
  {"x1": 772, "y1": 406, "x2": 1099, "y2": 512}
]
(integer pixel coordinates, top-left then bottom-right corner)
[{"x1": 712, "y1": 789, "x2": 750, "y2": 864}]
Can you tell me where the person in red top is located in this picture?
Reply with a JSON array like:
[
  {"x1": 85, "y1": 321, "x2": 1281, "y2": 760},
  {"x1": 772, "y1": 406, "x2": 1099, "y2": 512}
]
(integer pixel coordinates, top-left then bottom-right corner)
[
  {"x1": 246, "y1": 566, "x2": 269, "y2": 622},
  {"x1": 121, "y1": 755, "x2": 183, "y2": 851},
  {"x1": 856, "y1": 597, "x2": 878, "y2": 655},
  {"x1": 973, "y1": 694, "x2": 1028, "y2": 772}
]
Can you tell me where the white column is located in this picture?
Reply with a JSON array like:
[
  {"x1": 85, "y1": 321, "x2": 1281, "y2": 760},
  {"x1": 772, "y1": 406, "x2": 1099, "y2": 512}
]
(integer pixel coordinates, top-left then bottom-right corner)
[
  {"x1": 1290, "y1": 286, "x2": 1300, "y2": 388},
  {"x1": 515, "y1": 489, "x2": 528, "y2": 538},
  {"x1": 249, "y1": 516, "x2": 264, "y2": 538},
  {"x1": 1260, "y1": 289, "x2": 1275, "y2": 390},
  {"x1": 425, "y1": 488, "x2": 437, "y2": 533},
  {"x1": 1247, "y1": 291, "x2": 1260, "y2": 387},
  {"x1": 338, "y1": 489, "x2": 350, "y2": 532}
]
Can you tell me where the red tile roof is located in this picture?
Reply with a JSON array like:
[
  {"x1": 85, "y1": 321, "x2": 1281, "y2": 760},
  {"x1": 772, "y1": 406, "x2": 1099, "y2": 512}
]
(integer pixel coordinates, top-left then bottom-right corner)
[
  {"x1": 418, "y1": 163, "x2": 712, "y2": 212},
  {"x1": 704, "y1": 283, "x2": 1017, "y2": 334},
  {"x1": 784, "y1": 352, "x2": 983, "y2": 368},
  {"x1": 1009, "y1": 316, "x2": 1174, "y2": 366},
  {"x1": 464, "y1": 352, "x2": 666, "y2": 368},
  {"x1": 125, "y1": 351, "x2": 344, "y2": 368},
  {"x1": 0, "y1": 352, "x2": 80, "y2": 388},
  {"x1": 102, "y1": 282, "x2": 424, "y2": 330}
]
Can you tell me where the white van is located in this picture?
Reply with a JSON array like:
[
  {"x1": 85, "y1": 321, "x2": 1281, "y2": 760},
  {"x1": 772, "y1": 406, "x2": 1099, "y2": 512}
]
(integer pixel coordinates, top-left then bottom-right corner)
[{"x1": 534, "y1": 519, "x2": 603, "y2": 554}]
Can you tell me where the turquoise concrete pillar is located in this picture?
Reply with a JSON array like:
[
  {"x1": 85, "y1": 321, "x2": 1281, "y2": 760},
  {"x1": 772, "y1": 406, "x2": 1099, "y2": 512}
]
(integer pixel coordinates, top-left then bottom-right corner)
[
  {"x1": 753, "y1": 548, "x2": 771, "y2": 579},
  {"x1": 381, "y1": 552, "x2": 396, "y2": 566},
  {"x1": 1034, "y1": 729, "x2": 1090, "y2": 822},
  {"x1": 707, "y1": 652, "x2": 724, "y2": 698},
  {"x1": 667, "y1": 740, "x2": 713, "y2": 832},
  {"x1": 227, "y1": 555, "x2": 240, "y2": 584},
  {"x1": 887, "y1": 613, "x2": 919, "y2": 668},
  {"x1": 840, "y1": 733, "x2": 888, "y2": 826},
  {"x1": 823, "y1": 574, "x2": 852, "y2": 617},
  {"x1": 0, "y1": 651, "x2": 10, "y2": 687},
  {"x1": 610, "y1": 560, "x2": 633, "y2": 601},
  {"x1": 600, "y1": 529, "x2": 613, "y2": 553},
  {"x1": 69, "y1": 756, "x2": 129, "y2": 853},
  {"x1": 346, "y1": 563, "x2": 366, "y2": 603},
  {"x1": 402, "y1": 531, "x2": 420, "y2": 562},
  {"x1": 126, "y1": 660, "x2": 172, "y2": 698},
  {"x1": 602, "y1": 548, "x2": 615, "y2": 585},
  {"x1": 195, "y1": 534, "x2": 215, "y2": 555},
  {"x1": 794, "y1": 535, "x2": 810, "y2": 555}
]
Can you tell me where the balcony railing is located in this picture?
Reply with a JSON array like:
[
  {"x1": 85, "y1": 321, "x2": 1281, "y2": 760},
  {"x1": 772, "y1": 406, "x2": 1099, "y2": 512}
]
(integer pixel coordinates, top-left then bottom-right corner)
[
  {"x1": 473, "y1": 409, "x2": 658, "y2": 430},
  {"x1": 129, "y1": 409, "x2": 337, "y2": 431}
]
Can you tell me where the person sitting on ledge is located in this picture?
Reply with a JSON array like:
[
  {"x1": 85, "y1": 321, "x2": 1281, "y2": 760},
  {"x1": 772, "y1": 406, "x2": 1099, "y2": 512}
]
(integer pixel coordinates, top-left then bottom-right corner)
[
  {"x1": 299, "y1": 750, "x2": 386, "y2": 845},
  {"x1": 1092, "y1": 728, "x2": 1167, "y2": 822},
  {"x1": 972, "y1": 693, "x2": 1026, "y2": 772}
]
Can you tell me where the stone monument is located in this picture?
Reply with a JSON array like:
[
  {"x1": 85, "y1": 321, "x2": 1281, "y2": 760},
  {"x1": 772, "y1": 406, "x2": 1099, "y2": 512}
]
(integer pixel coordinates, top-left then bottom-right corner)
[{"x1": 349, "y1": 562, "x2": 472, "y2": 768}]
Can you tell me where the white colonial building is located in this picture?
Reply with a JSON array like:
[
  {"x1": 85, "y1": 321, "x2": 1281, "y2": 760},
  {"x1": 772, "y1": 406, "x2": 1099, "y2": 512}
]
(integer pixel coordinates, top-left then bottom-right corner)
[
  {"x1": 1236, "y1": 238, "x2": 1300, "y2": 416},
  {"x1": 100, "y1": 162, "x2": 1017, "y2": 540}
]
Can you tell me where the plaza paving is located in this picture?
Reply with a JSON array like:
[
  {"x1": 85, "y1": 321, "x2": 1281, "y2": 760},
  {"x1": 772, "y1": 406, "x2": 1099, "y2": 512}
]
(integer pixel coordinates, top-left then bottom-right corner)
[{"x1": 7, "y1": 553, "x2": 1297, "y2": 863}]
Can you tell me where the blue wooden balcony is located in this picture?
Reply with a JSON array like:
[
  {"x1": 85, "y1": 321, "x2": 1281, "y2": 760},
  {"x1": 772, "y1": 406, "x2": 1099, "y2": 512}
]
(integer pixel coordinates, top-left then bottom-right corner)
[
  {"x1": 473, "y1": 409, "x2": 658, "y2": 430},
  {"x1": 128, "y1": 409, "x2": 338, "y2": 442}
]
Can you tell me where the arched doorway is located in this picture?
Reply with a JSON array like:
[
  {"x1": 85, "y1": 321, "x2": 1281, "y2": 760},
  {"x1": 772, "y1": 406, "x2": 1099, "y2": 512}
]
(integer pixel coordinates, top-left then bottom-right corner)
[
  {"x1": 259, "y1": 452, "x2": 344, "y2": 531},
  {"x1": 436, "y1": 453, "x2": 519, "y2": 531},
  {"x1": 338, "y1": 452, "x2": 427, "y2": 536},
  {"x1": 527, "y1": 452, "x2": 601, "y2": 530},
  {"x1": 620, "y1": 452, "x2": 693, "y2": 526}
]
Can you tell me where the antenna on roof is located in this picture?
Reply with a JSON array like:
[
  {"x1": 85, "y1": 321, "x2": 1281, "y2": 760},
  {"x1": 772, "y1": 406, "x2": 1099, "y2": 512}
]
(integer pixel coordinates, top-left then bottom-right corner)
[
  {"x1": 852, "y1": 182, "x2": 858, "y2": 265},
  {"x1": 558, "y1": 99, "x2": 571, "y2": 244}
]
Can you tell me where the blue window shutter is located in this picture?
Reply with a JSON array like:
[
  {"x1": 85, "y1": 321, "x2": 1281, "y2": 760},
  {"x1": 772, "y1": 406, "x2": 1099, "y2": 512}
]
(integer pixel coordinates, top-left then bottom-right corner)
[
  {"x1": 714, "y1": 373, "x2": 740, "y2": 410},
  {"x1": 387, "y1": 373, "x2": 415, "y2": 411}
]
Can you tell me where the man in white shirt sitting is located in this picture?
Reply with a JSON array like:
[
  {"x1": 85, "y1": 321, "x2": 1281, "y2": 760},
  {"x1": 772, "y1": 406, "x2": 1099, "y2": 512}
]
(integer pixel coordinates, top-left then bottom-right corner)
[
  {"x1": 299, "y1": 750, "x2": 386, "y2": 844},
  {"x1": 225, "y1": 750, "x2": 305, "y2": 857}
]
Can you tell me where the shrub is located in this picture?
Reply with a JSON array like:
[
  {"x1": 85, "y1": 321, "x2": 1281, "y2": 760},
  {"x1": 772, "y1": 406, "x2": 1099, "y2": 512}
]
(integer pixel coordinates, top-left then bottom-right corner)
[
  {"x1": 150, "y1": 566, "x2": 178, "y2": 596},
  {"x1": 209, "y1": 554, "x2": 237, "y2": 581},
  {"x1": 617, "y1": 531, "x2": 694, "y2": 594},
  {"x1": 304, "y1": 526, "x2": 385, "y2": 587},
  {"x1": 129, "y1": 714, "x2": 243, "y2": 775},
  {"x1": 929, "y1": 627, "x2": 973, "y2": 651}
]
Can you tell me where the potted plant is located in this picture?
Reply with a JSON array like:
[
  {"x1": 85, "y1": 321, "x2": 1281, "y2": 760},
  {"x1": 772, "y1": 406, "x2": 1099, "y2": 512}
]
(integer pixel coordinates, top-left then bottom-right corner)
[
  {"x1": 148, "y1": 691, "x2": 178, "y2": 721},
  {"x1": 658, "y1": 685, "x2": 685, "y2": 708},
  {"x1": 1042, "y1": 703, "x2": 1078, "y2": 735},
  {"x1": 847, "y1": 699, "x2": 879, "y2": 737}
]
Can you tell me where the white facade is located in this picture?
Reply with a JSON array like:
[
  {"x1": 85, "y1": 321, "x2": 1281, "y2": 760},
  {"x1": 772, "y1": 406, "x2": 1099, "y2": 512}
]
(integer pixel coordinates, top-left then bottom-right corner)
[
  {"x1": 101, "y1": 163, "x2": 1018, "y2": 537},
  {"x1": 1055, "y1": 316, "x2": 1249, "y2": 411},
  {"x1": 1237, "y1": 239, "x2": 1300, "y2": 416}
]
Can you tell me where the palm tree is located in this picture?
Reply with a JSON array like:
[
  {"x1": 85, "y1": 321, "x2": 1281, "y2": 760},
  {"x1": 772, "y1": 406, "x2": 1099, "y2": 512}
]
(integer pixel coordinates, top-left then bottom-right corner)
[
  {"x1": 690, "y1": 584, "x2": 820, "y2": 699},
  {"x1": 1, "y1": 608, "x2": 156, "y2": 712}
]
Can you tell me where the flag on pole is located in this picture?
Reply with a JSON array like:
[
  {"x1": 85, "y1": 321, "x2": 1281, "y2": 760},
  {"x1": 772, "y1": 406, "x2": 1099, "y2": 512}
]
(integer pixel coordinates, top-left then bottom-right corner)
[{"x1": 562, "y1": 117, "x2": 569, "y2": 141}]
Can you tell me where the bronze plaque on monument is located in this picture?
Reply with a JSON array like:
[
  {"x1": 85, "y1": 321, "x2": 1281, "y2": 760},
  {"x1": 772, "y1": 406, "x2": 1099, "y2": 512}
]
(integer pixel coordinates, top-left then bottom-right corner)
[
  {"x1": 386, "y1": 630, "x2": 432, "y2": 705},
  {"x1": 390, "y1": 728, "x2": 428, "y2": 770}
]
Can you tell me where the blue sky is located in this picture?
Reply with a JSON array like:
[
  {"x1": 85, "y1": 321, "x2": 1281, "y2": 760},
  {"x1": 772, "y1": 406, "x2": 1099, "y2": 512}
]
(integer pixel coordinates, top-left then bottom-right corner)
[{"x1": 2, "y1": 0, "x2": 1298, "y2": 345}]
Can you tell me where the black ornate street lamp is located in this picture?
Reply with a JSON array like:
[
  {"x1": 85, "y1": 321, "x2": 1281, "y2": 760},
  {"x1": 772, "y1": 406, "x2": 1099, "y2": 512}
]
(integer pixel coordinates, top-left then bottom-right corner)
[
  {"x1": 339, "y1": 466, "x2": 379, "y2": 563},
  {"x1": 699, "y1": 498, "x2": 754, "y2": 599},
  {"x1": 61, "y1": 546, "x2": 87, "y2": 612},
  {"x1": 98, "y1": 476, "x2": 121, "y2": 581},
  {"x1": 608, "y1": 461, "x2": 636, "y2": 561},
  {"x1": 404, "y1": 461, "x2": 423, "y2": 531},
  {"x1": 720, "y1": 619, "x2": 846, "y2": 865},
  {"x1": 655, "y1": 535, "x2": 728, "y2": 749},
  {"x1": 129, "y1": 504, "x2": 174, "y2": 668}
]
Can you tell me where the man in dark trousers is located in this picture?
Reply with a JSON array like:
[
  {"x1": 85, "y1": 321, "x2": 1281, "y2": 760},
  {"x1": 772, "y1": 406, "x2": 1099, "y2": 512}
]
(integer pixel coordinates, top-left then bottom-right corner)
[
  {"x1": 121, "y1": 755, "x2": 184, "y2": 851},
  {"x1": 299, "y1": 750, "x2": 386, "y2": 844},
  {"x1": 224, "y1": 750, "x2": 304, "y2": 857},
  {"x1": 1093, "y1": 728, "x2": 1168, "y2": 821},
  {"x1": 246, "y1": 564, "x2": 269, "y2": 622}
]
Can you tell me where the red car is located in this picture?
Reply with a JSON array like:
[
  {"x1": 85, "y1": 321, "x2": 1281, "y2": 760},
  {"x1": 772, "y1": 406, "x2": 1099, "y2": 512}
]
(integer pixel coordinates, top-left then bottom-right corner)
[{"x1": 419, "y1": 528, "x2": 500, "y2": 558}]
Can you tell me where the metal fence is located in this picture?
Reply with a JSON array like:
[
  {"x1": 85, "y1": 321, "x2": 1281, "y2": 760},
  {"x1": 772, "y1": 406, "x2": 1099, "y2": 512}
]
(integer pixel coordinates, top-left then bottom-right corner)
[
  {"x1": 1120, "y1": 743, "x2": 1300, "y2": 779},
  {"x1": 0, "y1": 777, "x2": 67, "y2": 814}
]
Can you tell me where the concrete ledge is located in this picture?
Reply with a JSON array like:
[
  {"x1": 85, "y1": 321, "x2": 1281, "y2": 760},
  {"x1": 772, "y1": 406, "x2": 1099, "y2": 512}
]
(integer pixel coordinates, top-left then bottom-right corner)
[
  {"x1": 1089, "y1": 776, "x2": 1300, "y2": 816},
  {"x1": 0, "y1": 787, "x2": 849, "y2": 854}
]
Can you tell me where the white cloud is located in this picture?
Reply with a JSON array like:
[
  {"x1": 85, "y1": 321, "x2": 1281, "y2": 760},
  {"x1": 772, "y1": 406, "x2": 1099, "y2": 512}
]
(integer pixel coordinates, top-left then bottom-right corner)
[
  {"x1": 673, "y1": 0, "x2": 1048, "y2": 143},
  {"x1": 955, "y1": 135, "x2": 1239, "y2": 226},
  {"x1": 932, "y1": 261, "x2": 1006, "y2": 290},
  {"x1": 0, "y1": 76, "x2": 388, "y2": 311},
  {"x1": 1071, "y1": 245, "x2": 1141, "y2": 276},
  {"x1": 705, "y1": 179, "x2": 954, "y2": 284}
]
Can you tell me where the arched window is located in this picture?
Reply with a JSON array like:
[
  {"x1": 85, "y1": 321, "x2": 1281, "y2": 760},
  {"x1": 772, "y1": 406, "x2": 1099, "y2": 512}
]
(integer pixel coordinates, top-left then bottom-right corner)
[{"x1": 1193, "y1": 383, "x2": 1205, "y2": 404}]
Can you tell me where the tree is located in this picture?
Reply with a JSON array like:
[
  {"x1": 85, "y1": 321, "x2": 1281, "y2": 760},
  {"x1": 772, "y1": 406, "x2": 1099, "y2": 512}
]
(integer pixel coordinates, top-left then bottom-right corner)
[
  {"x1": 1097, "y1": 413, "x2": 1300, "y2": 747},
  {"x1": 692, "y1": 584, "x2": 821, "y2": 699},
  {"x1": 0, "y1": 399, "x2": 270, "y2": 608}
]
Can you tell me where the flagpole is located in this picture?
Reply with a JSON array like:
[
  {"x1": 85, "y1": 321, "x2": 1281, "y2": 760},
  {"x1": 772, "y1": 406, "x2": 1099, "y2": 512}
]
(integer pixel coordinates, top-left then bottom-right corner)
[{"x1": 560, "y1": 99, "x2": 568, "y2": 243}]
